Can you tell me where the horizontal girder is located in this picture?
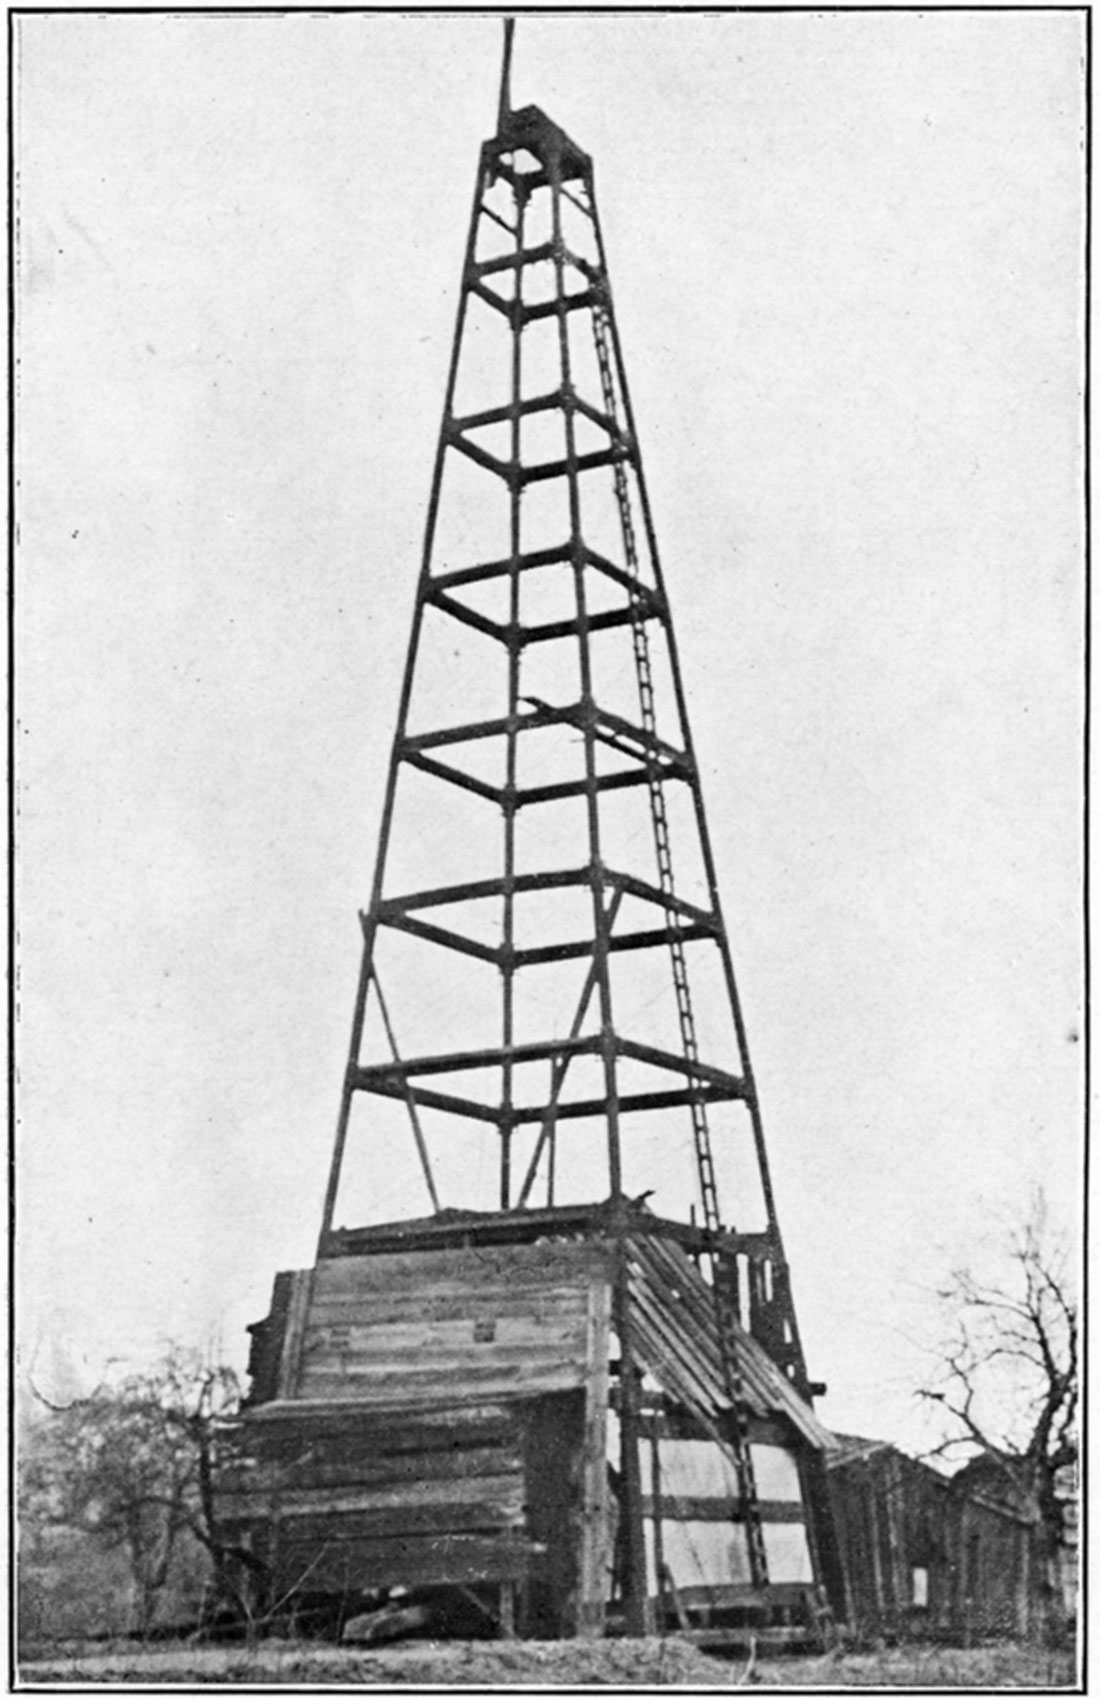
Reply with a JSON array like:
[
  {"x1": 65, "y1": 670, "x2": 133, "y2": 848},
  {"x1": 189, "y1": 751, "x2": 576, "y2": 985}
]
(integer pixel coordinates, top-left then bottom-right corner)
[
  {"x1": 352, "y1": 1034, "x2": 745, "y2": 1095},
  {"x1": 513, "y1": 921, "x2": 716, "y2": 967},
  {"x1": 430, "y1": 544, "x2": 663, "y2": 621},
  {"x1": 421, "y1": 586, "x2": 661, "y2": 651},
  {"x1": 352, "y1": 1072, "x2": 749, "y2": 1126},
  {"x1": 448, "y1": 424, "x2": 627, "y2": 487},
  {"x1": 468, "y1": 274, "x2": 599, "y2": 327},
  {"x1": 373, "y1": 865, "x2": 714, "y2": 929},
  {"x1": 372, "y1": 912, "x2": 718, "y2": 971},
  {"x1": 514, "y1": 762, "x2": 679, "y2": 807},
  {"x1": 354, "y1": 1033, "x2": 600, "y2": 1082},
  {"x1": 431, "y1": 542, "x2": 573, "y2": 590},
  {"x1": 401, "y1": 749, "x2": 505, "y2": 806},
  {"x1": 450, "y1": 388, "x2": 624, "y2": 455},
  {"x1": 469, "y1": 240, "x2": 600, "y2": 290},
  {"x1": 403, "y1": 701, "x2": 687, "y2": 774},
  {"x1": 400, "y1": 753, "x2": 684, "y2": 811}
]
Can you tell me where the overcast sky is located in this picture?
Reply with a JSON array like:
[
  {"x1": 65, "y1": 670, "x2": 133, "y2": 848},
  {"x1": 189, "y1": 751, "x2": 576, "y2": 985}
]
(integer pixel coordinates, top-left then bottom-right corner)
[{"x1": 16, "y1": 10, "x2": 1084, "y2": 1449}]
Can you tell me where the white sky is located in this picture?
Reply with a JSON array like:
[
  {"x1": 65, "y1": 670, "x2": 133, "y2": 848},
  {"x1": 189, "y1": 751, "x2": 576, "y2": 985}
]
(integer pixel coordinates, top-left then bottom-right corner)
[{"x1": 15, "y1": 10, "x2": 1084, "y2": 1449}]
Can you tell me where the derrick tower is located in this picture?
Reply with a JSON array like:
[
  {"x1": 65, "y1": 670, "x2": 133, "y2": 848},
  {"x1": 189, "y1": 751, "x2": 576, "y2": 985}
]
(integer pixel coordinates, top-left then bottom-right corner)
[
  {"x1": 228, "y1": 34, "x2": 843, "y2": 1645},
  {"x1": 322, "y1": 48, "x2": 807, "y2": 1386}
]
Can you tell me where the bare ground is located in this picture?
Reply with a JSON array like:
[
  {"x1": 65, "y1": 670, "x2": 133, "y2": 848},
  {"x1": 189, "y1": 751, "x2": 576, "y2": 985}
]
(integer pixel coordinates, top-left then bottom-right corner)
[{"x1": 18, "y1": 1636, "x2": 1078, "y2": 1689}]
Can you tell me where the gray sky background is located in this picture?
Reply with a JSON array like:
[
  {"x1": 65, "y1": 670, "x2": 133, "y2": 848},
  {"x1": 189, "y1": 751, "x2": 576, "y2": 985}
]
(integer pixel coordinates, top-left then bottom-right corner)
[{"x1": 16, "y1": 10, "x2": 1084, "y2": 1449}]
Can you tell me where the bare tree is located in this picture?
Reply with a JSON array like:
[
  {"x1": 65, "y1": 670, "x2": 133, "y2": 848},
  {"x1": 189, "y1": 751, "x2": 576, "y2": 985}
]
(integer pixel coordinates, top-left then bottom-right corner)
[
  {"x1": 918, "y1": 1193, "x2": 1077, "y2": 1628},
  {"x1": 20, "y1": 1346, "x2": 245, "y2": 1636}
]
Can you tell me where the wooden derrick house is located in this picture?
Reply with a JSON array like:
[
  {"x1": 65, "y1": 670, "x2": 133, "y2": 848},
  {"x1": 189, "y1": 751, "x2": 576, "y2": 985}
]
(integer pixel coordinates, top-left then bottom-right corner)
[
  {"x1": 219, "y1": 37, "x2": 845, "y2": 1644},
  {"x1": 222, "y1": 1210, "x2": 841, "y2": 1640}
]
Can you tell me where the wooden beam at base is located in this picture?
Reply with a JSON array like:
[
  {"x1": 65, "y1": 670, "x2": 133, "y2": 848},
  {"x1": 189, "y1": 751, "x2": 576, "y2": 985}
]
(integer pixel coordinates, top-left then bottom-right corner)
[
  {"x1": 576, "y1": 1274, "x2": 611, "y2": 1639},
  {"x1": 642, "y1": 1495, "x2": 805, "y2": 1524},
  {"x1": 274, "y1": 1531, "x2": 542, "y2": 1594}
]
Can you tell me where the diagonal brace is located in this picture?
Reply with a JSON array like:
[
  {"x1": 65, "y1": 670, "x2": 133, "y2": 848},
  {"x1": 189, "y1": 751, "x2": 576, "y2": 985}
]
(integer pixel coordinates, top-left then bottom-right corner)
[
  {"x1": 515, "y1": 886, "x2": 625, "y2": 1208},
  {"x1": 369, "y1": 966, "x2": 441, "y2": 1214}
]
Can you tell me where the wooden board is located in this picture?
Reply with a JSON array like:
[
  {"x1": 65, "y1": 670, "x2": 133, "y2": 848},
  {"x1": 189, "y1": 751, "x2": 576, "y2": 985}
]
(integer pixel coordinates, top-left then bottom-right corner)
[
  {"x1": 273, "y1": 1533, "x2": 539, "y2": 1593},
  {"x1": 576, "y1": 1273, "x2": 611, "y2": 1636},
  {"x1": 222, "y1": 1443, "x2": 521, "y2": 1497},
  {"x1": 312, "y1": 1240, "x2": 607, "y2": 1292},
  {"x1": 306, "y1": 1290, "x2": 589, "y2": 1327},
  {"x1": 276, "y1": 1268, "x2": 314, "y2": 1399},
  {"x1": 296, "y1": 1358, "x2": 587, "y2": 1406},
  {"x1": 641, "y1": 1496, "x2": 806, "y2": 1524},
  {"x1": 243, "y1": 1400, "x2": 518, "y2": 1438},
  {"x1": 624, "y1": 1235, "x2": 835, "y2": 1450},
  {"x1": 259, "y1": 1494, "x2": 525, "y2": 1543},
  {"x1": 220, "y1": 1472, "x2": 525, "y2": 1523},
  {"x1": 266, "y1": 1245, "x2": 604, "y2": 1409}
]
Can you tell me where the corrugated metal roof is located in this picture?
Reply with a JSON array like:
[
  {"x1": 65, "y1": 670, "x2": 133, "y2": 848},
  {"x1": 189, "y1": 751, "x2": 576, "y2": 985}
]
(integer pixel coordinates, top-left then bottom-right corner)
[{"x1": 624, "y1": 1234, "x2": 835, "y2": 1452}]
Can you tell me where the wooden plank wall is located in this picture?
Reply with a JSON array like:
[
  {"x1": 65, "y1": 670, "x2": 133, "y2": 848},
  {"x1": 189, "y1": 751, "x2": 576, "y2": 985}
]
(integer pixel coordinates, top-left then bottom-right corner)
[
  {"x1": 949, "y1": 1490, "x2": 1034, "y2": 1639},
  {"x1": 221, "y1": 1401, "x2": 533, "y2": 1596},
  {"x1": 244, "y1": 1269, "x2": 296, "y2": 1406},
  {"x1": 229, "y1": 1237, "x2": 842, "y2": 1628},
  {"x1": 289, "y1": 1243, "x2": 601, "y2": 1407},
  {"x1": 826, "y1": 1447, "x2": 1041, "y2": 1640},
  {"x1": 224, "y1": 1242, "x2": 615, "y2": 1615},
  {"x1": 520, "y1": 1392, "x2": 587, "y2": 1636}
]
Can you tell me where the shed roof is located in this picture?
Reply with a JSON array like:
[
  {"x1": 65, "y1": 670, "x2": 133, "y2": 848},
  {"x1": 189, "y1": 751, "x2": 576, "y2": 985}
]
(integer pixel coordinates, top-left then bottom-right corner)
[
  {"x1": 827, "y1": 1432, "x2": 897, "y2": 1468},
  {"x1": 624, "y1": 1234, "x2": 835, "y2": 1452}
]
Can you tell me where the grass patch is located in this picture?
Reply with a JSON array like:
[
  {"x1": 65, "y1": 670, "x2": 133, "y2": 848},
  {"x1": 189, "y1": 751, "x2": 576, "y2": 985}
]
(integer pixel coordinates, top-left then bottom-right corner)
[
  {"x1": 755, "y1": 1642, "x2": 1076, "y2": 1688},
  {"x1": 20, "y1": 1635, "x2": 1078, "y2": 1688}
]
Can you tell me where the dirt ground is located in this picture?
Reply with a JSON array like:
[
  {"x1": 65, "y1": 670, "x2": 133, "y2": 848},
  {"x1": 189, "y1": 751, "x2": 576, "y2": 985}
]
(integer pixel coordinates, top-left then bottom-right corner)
[{"x1": 18, "y1": 1635, "x2": 1078, "y2": 1688}]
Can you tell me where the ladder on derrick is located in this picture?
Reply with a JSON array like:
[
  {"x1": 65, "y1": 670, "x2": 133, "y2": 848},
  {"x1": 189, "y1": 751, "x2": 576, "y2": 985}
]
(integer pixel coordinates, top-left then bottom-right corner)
[{"x1": 591, "y1": 285, "x2": 771, "y2": 1592}]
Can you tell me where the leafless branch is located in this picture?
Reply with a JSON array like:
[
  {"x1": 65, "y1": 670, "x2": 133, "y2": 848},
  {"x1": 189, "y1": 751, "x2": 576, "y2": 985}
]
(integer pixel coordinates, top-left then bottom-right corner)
[{"x1": 917, "y1": 1190, "x2": 1077, "y2": 1558}]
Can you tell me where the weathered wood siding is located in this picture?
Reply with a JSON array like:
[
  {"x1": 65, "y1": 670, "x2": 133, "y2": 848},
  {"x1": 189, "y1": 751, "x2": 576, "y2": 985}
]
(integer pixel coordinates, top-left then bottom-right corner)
[
  {"x1": 226, "y1": 1233, "x2": 835, "y2": 1631},
  {"x1": 624, "y1": 1235, "x2": 834, "y2": 1450},
  {"x1": 224, "y1": 1241, "x2": 613, "y2": 1612},
  {"x1": 222, "y1": 1402, "x2": 533, "y2": 1595},
  {"x1": 273, "y1": 1243, "x2": 603, "y2": 1407},
  {"x1": 827, "y1": 1440, "x2": 1044, "y2": 1640}
]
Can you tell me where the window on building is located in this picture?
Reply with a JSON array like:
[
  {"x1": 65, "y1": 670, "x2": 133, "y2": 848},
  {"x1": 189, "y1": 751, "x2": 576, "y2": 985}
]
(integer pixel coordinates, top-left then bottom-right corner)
[{"x1": 912, "y1": 1566, "x2": 929, "y2": 1608}]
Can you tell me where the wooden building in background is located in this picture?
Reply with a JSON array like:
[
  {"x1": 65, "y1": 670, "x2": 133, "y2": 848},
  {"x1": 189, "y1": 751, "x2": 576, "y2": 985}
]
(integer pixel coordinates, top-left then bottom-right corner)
[{"x1": 826, "y1": 1435, "x2": 1061, "y2": 1642}]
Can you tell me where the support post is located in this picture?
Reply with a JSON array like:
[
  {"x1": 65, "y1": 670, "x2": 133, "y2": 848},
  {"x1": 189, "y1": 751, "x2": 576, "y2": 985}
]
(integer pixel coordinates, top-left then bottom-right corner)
[
  {"x1": 615, "y1": 1238, "x2": 651, "y2": 1637},
  {"x1": 650, "y1": 1422, "x2": 666, "y2": 1634},
  {"x1": 576, "y1": 1272, "x2": 611, "y2": 1638}
]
